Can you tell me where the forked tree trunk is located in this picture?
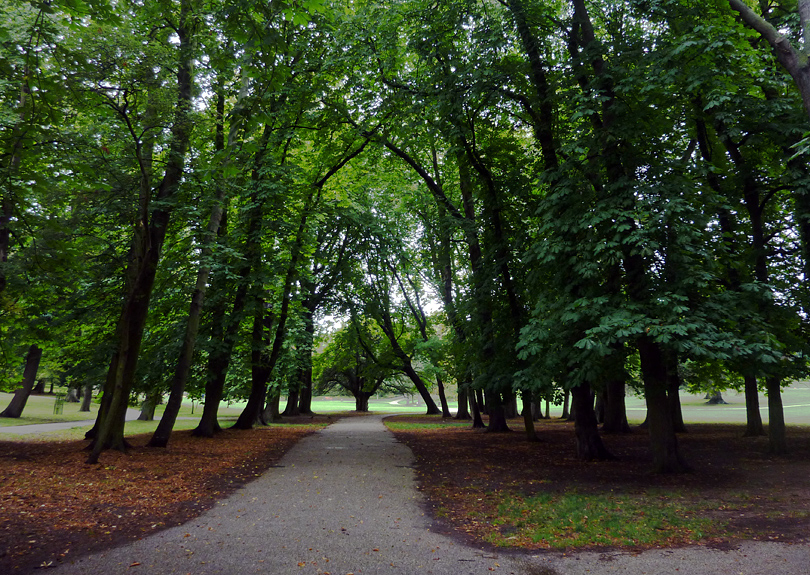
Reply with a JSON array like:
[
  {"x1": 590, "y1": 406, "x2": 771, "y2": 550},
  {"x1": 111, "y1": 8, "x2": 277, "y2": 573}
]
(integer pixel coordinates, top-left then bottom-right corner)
[
  {"x1": 571, "y1": 383, "x2": 614, "y2": 460},
  {"x1": 0, "y1": 344, "x2": 43, "y2": 418},
  {"x1": 743, "y1": 374, "x2": 765, "y2": 437},
  {"x1": 766, "y1": 376, "x2": 787, "y2": 454}
]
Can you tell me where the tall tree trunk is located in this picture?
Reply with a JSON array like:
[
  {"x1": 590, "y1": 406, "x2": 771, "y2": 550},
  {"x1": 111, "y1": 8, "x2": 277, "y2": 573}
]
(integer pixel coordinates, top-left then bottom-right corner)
[
  {"x1": 766, "y1": 376, "x2": 787, "y2": 454},
  {"x1": 0, "y1": 344, "x2": 43, "y2": 418},
  {"x1": 147, "y1": 82, "x2": 228, "y2": 448},
  {"x1": 743, "y1": 374, "x2": 766, "y2": 437},
  {"x1": 638, "y1": 338, "x2": 689, "y2": 473},
  {"x1": 571, "y1": 382, "x2": 614, "y2": 460},
  {"x1": 87, "y1": 2, "x2": 198, "y2": 464}
]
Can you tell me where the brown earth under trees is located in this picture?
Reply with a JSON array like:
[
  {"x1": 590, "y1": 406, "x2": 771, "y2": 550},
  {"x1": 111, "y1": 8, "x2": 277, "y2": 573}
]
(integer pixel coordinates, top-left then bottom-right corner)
[
  {"x1": 386, "y1": 416, "x2": 810, "y2": 552},
  {"x1": 0, "y1": 418, "x2": 330, "y2": 572}
]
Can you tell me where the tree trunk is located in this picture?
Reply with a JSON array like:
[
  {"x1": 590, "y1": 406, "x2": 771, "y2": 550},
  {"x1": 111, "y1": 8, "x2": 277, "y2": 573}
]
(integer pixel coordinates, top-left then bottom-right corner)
[
  {"x1": 469, "y1": 388, "x2": 485, "y2": 429},
  {"x1": 400, "y1": 360, "x2": 441, "y2": 415},
  {"x1": 766, "y1": 376, "x2": 787, "y2": 454},
  {"x1": 531, "y1": 399, "x2": 544, "y2": 421},
  {"x1": 521, "y1": 389, "x2": 539, "y2": 441},
  {"x1": 486, "y1": 392, "x2": 510, "y2": 432},
  {"x1": 638, "y1": 338, "x2": 689, "y2": 473},
  {"x1": 571, "y1": 383, "x2": 614, "y2": 460},
  {"x1": 87, "y1": 2, "x2": 198, "y2": 464},
  {"x1": 476, "y1": 389, "x2": 487, "y2": 415},
  {"x1": 355, "y1": 392, "x2": 371, "y2": 412},
  {"x1": 561, "y1": 389, "x2": 570, "y2": 419},
  {"x1": 80, "y1": 385, "x2": 93, "y2": 412},
  {"x1": 594, "y1": 390, "x2": 605, "y2": 424},
  {"x1": 743, "y1": 374, "x2": 766, "y2": 437},
  {"x1": 297, "y1": 307, "x2": 316, "y2": 415},
  {"x1": 298, "y1": 367, "x2": 314, "y2": 415},
  {"x1": 705, "y1": 391, "x2": 727, "y2": 405},
  {"x1": 233, "y1": 308, "x2": 273, "y2": 429},
  {"x1": 283, "y1": 385, "x2": 301, "y2": 416},
  {"x1": 137, "y1": 390, "x2": 161, "y2": 421},
  {"x1": 504, "y1": 394, "x2": 519, "y2": 419},
  {"x1": 454, "y1": 384, "x2": 471, "y2": 420},
  {"x1": 66, "y1": 388, "x2": 80, "y2": 403},
  {"x1": 262, "y1": 389, "x2": 282, "y2": 422},
  {"x1": 602, "y1": 378, "x2": 630, "y2": 433},
  {"x1": 665, "y1": 352, "x2": 687, "y2": 433},
  {"x1": 85, "y1": 351, "x2": 118, "y2": 439},
  {"x1": 436, "y1": 375, "x2": 451, "y2": 418},
  {"x1": 0, "y1": 344, "x2": 43, "y2": 418}
]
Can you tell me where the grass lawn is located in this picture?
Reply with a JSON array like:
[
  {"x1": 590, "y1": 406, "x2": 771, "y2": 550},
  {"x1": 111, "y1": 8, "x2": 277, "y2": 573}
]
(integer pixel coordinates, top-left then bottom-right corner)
[{"x1": 0, "y1": 392, "x2": 434, "y2": 432}]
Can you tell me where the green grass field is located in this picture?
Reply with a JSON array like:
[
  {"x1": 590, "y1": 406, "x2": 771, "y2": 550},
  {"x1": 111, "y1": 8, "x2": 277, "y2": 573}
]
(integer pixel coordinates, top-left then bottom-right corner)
[{"x1": 1, "y1": 381, "x2": 808, "y2": 438}]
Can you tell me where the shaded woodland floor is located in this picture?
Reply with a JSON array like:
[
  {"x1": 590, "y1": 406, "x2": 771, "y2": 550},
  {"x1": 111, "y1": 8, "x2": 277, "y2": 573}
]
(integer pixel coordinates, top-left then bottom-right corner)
[{"x1": 386, "y1": 416, "x2": 810, "y2": 551}]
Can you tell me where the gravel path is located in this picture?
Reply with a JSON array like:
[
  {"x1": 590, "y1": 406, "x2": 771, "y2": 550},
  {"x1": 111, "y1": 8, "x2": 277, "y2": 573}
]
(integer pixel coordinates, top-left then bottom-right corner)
[{"x1": 51, "y1": 414, "x2": 809, "y2": 575}]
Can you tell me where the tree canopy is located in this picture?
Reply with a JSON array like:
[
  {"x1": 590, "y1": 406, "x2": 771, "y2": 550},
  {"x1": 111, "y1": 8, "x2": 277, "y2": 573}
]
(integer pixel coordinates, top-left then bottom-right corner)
[{"x1": 1, "y1": 0, "x2": 809, "y2": 471}]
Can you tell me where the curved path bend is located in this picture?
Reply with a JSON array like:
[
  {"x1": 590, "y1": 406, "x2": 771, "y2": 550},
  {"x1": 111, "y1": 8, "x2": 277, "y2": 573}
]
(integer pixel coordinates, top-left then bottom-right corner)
[{"x1": 52, "y1": 414, "x2": 808, "y2": 575}]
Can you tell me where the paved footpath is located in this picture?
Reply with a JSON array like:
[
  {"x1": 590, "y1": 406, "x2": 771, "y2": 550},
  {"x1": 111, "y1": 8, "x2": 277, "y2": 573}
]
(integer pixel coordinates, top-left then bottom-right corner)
[{"x1": 51, "y1": 414, "x2": 809, "y2": 575}]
